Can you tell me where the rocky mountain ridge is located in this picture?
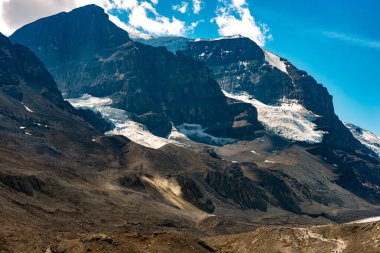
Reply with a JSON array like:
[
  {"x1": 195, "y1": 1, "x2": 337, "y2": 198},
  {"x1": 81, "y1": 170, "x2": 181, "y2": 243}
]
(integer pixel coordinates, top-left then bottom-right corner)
[{"x1": 141, "y1": 36, "x2": 368, "y2": 154}]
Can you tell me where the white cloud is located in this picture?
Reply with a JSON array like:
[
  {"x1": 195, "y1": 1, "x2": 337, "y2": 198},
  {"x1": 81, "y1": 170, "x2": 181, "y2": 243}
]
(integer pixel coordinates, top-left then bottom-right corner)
[
  {"x1": 172, "y1": 2, "x2": 189, "y2": 14},
  {"x1": 213, "y1": 0, "x2": 271, "y2": 46},
  {"x1": 0, "y1": 0, "x2": 77, "y2": 36},
  {"x1": 192, "y1": 0, "x2": 202, "y2": 14},
  {"x1": 0, "y1": 0, "x2": 198, "y2": 38},
  {"x1": 323, "y1": 31, "x2": 380, "y2": 51},
  {"x1": 0, "y1": 0, "x2": 114, "y2": 35},
  {"x1": 108, "y1": 14, "x2": 151, "y2": 39},
  {"x1": 81, "y1": 0, "x2": 197, "y2": 37},
  {"x1": 0, "y1": 1, "x2": 12, "y2": 35},
  {"x1": 189, "y1": 20, "x2": 202, "y2": 31}
]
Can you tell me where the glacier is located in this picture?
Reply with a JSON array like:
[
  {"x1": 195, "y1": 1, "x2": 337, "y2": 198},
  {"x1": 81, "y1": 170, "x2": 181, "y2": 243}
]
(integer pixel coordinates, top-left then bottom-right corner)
[{"x1": 223, "y1": 91, "x2": 325, "y2": 144}]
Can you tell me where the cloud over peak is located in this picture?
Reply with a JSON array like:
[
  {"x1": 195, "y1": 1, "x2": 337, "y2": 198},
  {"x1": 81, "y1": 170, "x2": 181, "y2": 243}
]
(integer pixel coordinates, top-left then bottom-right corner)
[
  {"x1": 323, "y1": 31, "x2": 380, "y2": 51},
  {"x1": 0, "y1": 0, "x2": 268, "y2": 42},
  {"x1": 213, "y1": 0, "x2": 271, "y2": 46},
  {"x1": 192, "y1": 0, "x2": 202, "y2": 14}
]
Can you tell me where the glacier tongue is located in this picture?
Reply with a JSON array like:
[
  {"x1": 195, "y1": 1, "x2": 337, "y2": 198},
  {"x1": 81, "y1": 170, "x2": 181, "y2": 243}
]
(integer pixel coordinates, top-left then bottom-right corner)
[
  {"x1": 344, "y1": 122, "x2": 380, "y2": 158},
  {"x1": 66, "y1": 94, "x2": 181, "y2": 149},
  {"x1": 223, "y1": 91, "x2": 325, "y2": 144}
]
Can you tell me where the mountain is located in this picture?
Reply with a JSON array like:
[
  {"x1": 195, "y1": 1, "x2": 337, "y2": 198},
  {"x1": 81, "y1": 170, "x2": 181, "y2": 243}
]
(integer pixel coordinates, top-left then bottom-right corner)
[
  {"x1": 140, "y1": 36, "x2": 367, "y2": 153},
  {"x1": 10, "y1": 5, "x2": 262, "y2": 141},
  {"x1": 0, "y1": 30, "x2": 352, "y2": 251},
  {"x1": 1, "y1": 31, "x2": 330, "y2": 251},
  {"x1": 3, "y1": 4, "x2": 380, "y2": 252},
  {"x1": 10, "y1": 3, "x2": 380, "y2": 203}
]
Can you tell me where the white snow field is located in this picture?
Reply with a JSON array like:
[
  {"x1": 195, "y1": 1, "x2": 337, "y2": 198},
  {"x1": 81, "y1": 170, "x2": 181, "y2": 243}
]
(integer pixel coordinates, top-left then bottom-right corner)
[{"x1": 223, "y1": 91, "x2": 325, "y2": 144}]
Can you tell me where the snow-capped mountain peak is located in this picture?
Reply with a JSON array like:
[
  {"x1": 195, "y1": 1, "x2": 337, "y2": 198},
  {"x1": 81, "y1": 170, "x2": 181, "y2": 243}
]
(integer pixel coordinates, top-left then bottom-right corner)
[{"x1": 344, "y1": 122, "x2": 380, "y2": 158}]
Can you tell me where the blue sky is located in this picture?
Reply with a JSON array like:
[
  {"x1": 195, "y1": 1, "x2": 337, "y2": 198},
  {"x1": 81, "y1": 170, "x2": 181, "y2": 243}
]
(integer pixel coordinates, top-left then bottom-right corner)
[
  {"x1": 1, "y1": 0, "x2": 379, "y2": 134},
  {"x1": 252, "y1": 0, "x2": 380, "y2": 135}
]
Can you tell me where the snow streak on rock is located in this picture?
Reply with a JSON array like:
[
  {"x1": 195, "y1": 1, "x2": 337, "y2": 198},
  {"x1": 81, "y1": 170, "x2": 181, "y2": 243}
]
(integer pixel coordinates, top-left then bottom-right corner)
[{"x1": 262, "y1": 48, "x2": 289, "y2": 74}]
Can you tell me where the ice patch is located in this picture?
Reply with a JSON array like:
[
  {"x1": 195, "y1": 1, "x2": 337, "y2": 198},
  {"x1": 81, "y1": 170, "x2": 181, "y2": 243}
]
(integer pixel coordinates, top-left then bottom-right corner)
[
  {"x1": 33, "y1": 122, "x2": 47, "y2": 128},
  {"x1": 251, "y1": 150, "x2": 260, "y2": 155},
  {"x1": 264, "y1": 160, "x2": 275, "y2": 164},
  {"x1": 22, "y1": 103, "x2": 33, "y2": 113},
  {"x1": 108, "y1": 120, "x2": 178, "y2": 149},
  {"x1": 344, "y1": 122, "x2": 380, "y2": 158},
  {"x1": 177, "y1": 123, "x2": 236, "y2": 146},
  {"x1": 239, "y1": 61, "x2": 249, "y2": 69},
  {"x1": 223, "y1": 91, "x2": 325, "y2": 144},
  {"x1": 168, "y1": 125, "x2": 191, "y2": 142},
  {"x1": 262, "y1": 49, "x2": 288, "y2": 74}
]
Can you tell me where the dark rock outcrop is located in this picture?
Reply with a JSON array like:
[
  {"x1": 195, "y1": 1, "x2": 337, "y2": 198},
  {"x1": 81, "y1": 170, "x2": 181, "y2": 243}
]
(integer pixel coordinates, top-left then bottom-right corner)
[
  {"x1": 205, "y1": 167, "x2": 268, "y2": 211},
  {"x1": 0, "y1": 174, "x2": 44, "y2": 196},
  {"x1": 176, "y1": 175, "x2": 215, "y2": 213}
]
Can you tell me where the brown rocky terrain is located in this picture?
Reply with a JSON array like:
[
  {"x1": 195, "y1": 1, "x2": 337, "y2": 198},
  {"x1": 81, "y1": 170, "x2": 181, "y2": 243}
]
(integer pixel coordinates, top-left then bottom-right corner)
[{"x1": 207, "y1": 220, "x2": 380, "y2": 253}]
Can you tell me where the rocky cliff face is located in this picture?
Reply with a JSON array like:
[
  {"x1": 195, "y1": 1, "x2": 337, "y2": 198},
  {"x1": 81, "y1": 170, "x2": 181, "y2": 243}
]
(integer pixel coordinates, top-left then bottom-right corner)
[
  {"x1": 11, "y1": 5, "x2": 262, "y2": 140},
  {"x1": 0, "y1": 33, "x2": 66, "y2": 109},
  {"x1": 0, "y1": 31, "x2": 114, "y2": 158},
  {"x1": 10, "y1": 4, "x2": 131, "y2": 94},
  {"x1": 142, "y1": 36, "x2": 367, "y2": 152}
]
